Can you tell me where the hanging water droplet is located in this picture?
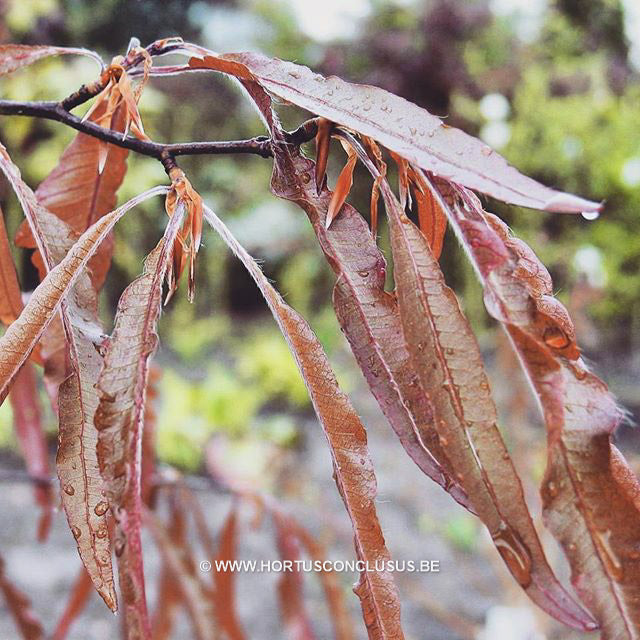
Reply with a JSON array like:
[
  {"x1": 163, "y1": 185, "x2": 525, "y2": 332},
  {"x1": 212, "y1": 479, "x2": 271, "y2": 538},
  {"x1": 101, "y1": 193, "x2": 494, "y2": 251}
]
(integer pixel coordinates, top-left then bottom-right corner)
[
  {"x1": 492, "y1": 523, "x2": 532, "y2": 587},
  {"x1": 71, "y1": 526, "x2": 81, "y2": 540},
  {"x1": 581, "y1": 210, "x2": 599, "y2": 221},
  {"x1": 63, "y1": 484, "x2": 75, "y2": 496},
  {"x1": 94, "y1": 501, "x2": 109, "y2": 516}
]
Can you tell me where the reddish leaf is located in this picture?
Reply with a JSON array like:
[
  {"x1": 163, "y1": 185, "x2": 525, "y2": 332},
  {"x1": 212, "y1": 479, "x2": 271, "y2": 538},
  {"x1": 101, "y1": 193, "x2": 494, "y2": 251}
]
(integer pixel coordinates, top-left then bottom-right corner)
[
  {"x1": 407, "y1": 166, "x2": 446, "y2": 260},
  {"x1": 7, "y1": 363, "x2": 53, "y2": 541},
  {"x1": 0, "y1": 44, "x2": 102, "y2": 76},
  {"x1": 145, "y1": 506, "x2": 216, "y2": 640},
  {"x1": 326, "y1": 139, "x2": 358, "y2": 229},
  {"x1": 0, "y1": 204, "x2": 23, "y2": 325},
  {"x1": 0, "y1": 144, "x2": 164, "y2": 405},
  {"x1": 431, "y1": 179, "x2": 640, "y2": 637},
  {"x1": 51, "y1": 568, "x2": 94, "y2": 640},
  {"x1": 286, "y1": 517, "x2": 355, "y2": 640},
  {"x1": 314, "y1": 117, "x2": 333, "y2": 194},
  {"x1": 203, "y1": 203, "x2": 404, "y2": 639},
  {"x1": 268, "y1": 133, "x2": 471, "y2": 511},
  {"x1": 0, "y1": 553, "x2": 43, "y2": 640},
  {"x1": 0, "y1": 144, "x2": 168, "y2": 609},
  {"x1": 273, "y1": 509, "x2": 316, "y2": 640},
  {"x1": 94, "y1": 204, "x2": 185, "y2": 638},
  {"x1": 214, "y1": 506, "x2": 247, "y2": 640},
  {"x1": 380, "y1": 173, "x2": 595, "y2": 631},
  {"x1": 188, "y1": 51, "x2": 600, "y2": 213},
  {"x1": 15, "y1": 101, "x2": 129, "y2": 291},
  {"x1": 151, "y1": 491, "x2": 189, "y2": 640}
]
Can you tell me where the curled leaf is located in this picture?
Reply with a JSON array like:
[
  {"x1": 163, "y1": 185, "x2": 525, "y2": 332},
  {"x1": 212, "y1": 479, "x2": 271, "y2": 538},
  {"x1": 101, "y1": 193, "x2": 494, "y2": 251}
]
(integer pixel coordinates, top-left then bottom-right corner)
[
  {"x1": 203, "y1": 203, "x2": 405, "y2": 639},
  {"x1": 326, "y1": 139, "x2": 357, "y2": 229},
  {"x1": 0, "y1": 205, "x2": 23, "y2": 325},
  {"x1": 0, "y1": 44, "x2": 102, "y2": 75},
  {"x1": 380, "y1": 173, "x2": 596, "y2": 631},
  {"x1": 430, "y1": 178, "x2": 640, "y2": 637},
  {"x1": 94, "y1": 203, "x2": 185, "y2": 638},
  {"x1": 188, "y1": 51, "x2": 600, "y2": 213},
  {"x1": 314, "y1": 117, "x2": 333, "y2": 194}
]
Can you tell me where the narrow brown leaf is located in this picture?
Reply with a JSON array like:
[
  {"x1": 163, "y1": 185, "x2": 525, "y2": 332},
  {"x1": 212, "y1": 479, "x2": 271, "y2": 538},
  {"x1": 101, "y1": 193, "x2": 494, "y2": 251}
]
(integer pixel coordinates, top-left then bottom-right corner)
[
  {"x1": 326, "y1": 139, "x2": 358, "y2": 229},
  {"x1": 151, "y1": 490, "x2": 189, "y2": 640},
  {"x1": 314, "y1": 117, "x2": 333, "y2": 194},
  {"x1": 0, "y1": 553, "x2": 44, "y2": 640},
  {"x1": 8, "y1": 363, "x2": 53, "y2": 541},
  {"x1": 0, "y1": 44, "x2": 102, "y2": 75},
  {"x1": 269, "y1": 133, "x2": 471, "y2": 511},
  {"x1": 51, "y1": 568, "x2": 94, "y2": 640},
  {"x1": 431, "y1": 179, "x2": 640, "y2": 637},
  {"x1": 188, "y1": 51, "x2": 600, "y2": 213},
  {"x1": 285, "y1": 516, "x2": 355, "y2": 640},
  {"x1": 381, "y1": 175, "x2": 596, "y2": 631},
  {"x1": 0, "y1": 146, "x2": 166, "y2": 405},
  {"x1": 145, "y1": 507, "x2": 216, "y2": 640},
  {"x1": 214, "y1": 506, "x2": 246, "y2": 640},
  {"x1": 15, "y1": 101, "x2": 129, "y2": 290},
  {"x1": 0, "y1": 204, "x2": 23, "y2": 325},
  {"x1": 94, "y1": 204, "x2": 185, "y2": 638},
  {"x1": 361, "y1": 136, "x2": 387, "y2": 238},
  {"x1": 203, "y1": 203, "x2": 404, "y2": 640},
  {"x1": 273, "y1": 509, "x2": 316, "y2": 640},
  {"x1": 389, "y1": 152, "x2": 410, "y2": 211},
  {"x1": 407, "y1": 166, "x2": 446, "y2": 260}
]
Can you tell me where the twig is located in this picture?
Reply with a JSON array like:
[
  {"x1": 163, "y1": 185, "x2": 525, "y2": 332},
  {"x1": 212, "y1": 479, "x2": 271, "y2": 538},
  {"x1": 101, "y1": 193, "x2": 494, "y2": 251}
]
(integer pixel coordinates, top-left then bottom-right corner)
[{"x1": 0, "y1": 100, "x2": 274, "y2": 160}]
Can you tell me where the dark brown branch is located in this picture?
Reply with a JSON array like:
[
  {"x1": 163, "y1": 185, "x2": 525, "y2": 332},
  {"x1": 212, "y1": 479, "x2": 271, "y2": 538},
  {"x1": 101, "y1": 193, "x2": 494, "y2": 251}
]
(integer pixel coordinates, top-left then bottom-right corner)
[{"x1": 0, "y1": 100, "x2": 273, "y2": 159}]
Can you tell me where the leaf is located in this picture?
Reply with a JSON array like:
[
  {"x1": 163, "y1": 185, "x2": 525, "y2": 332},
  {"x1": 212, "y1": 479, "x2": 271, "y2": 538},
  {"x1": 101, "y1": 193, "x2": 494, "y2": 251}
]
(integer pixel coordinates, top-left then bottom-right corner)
[
  {"x1": 0, "y1": 204, "x2": 23, "y2": 325},
  {"x1": 273, "y1": 509, "x2": 316, "y2": 640},
  {"x1": 203, "y1": 203, "x2": 404, "y2": 640},
  {"x1": 145, "y1": 506, "x2": 216, "y2": 640},
  {"x1": 381, "y1": 175, "x2": 596, "y2": 631},
  {"x1": 0, "y1": 142, "x2": 122, "y2": 607},
  {"x1": 94, "y1": 204, "x2": 185, "y2": 638},
  {"x1": 408, "y1": 166, "x2": 446, "y2": 260},
  {"x1": 0, "y1": 44, "x2": 102, "y2": 76},
  {"x1": 7, "y1": 363, "x2": 53, "y2": 541},
  {"x1": 284, "y1": 515, "x2": 355, "y2": 640},
  {"x1": 188, "y1": 51, "x2": 600, "y2": 213},
  {"x1": 51, "y1": 568, "x2": 94, "y2": 640},
  {"x1": 269, "y1": 134, "x2": 471, "y2": 511},
  {"x1": 0, "y1": 144, "x2": 167, "y2": 610},
  {"x1": 314, "y1": 117, "x2": 333, "y2": 194},
  {"x1": 0, "y1": 144, "x2": 166, "y2": 405},
  {"x1": 151, "y1": 492, "x2": 189, "y2": 640},
  {"x1": 213, "y1": 506, "x2": 246, "y2": 640},
  {"x1": 431, "y1": 179, "x2": 640, "y2": 637},
  {"x1": 0, "y1": 553, "x2": 44, "y2": 640},
  {"x1": 15, "y1": 100, "x2": 129, "y2": 291},
  {"x1": 326, "y1": 139, "x2": 358, "y2": 229},
  {"x1": 0, "y1": 192, "x2": 160, "y2": 400}
]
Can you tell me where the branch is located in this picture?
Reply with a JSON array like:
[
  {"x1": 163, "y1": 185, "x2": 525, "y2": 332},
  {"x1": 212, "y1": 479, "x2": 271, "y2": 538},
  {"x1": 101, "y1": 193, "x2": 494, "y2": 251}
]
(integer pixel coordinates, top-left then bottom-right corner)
[{"x1": 0, "y1": 100, "x2": 274, "y2": 160}]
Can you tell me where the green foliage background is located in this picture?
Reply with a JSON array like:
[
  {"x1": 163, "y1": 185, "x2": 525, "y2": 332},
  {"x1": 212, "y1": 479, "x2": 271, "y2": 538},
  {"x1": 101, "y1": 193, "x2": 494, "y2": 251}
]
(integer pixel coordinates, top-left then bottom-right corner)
[{"x1": 1, "y1": 0, "x2": 638, "y2": 469}]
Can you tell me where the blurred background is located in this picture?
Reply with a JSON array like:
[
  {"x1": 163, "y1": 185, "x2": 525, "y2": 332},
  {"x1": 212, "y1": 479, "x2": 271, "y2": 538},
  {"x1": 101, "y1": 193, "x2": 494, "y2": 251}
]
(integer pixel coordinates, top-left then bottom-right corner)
[{"x1": 0, "y1": 0, "x2": 639, "y2": 638}]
